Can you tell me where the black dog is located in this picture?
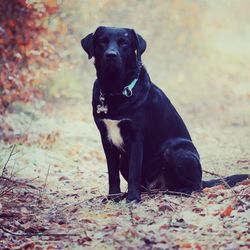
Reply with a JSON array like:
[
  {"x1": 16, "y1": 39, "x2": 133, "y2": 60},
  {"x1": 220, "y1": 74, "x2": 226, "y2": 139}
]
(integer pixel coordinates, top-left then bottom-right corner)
[{"x1": 81, "y1": 26, "x2": 248, "y2": 202}]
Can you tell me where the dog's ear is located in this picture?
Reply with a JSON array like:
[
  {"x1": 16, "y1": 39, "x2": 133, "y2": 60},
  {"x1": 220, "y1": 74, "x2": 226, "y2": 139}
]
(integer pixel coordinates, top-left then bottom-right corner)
[
  {"x1": 131, "y1": 30, "x2": 147, "y2": 63},
  {"x1": 81, "y1": 33, "x2": 94, "y2": 59}
]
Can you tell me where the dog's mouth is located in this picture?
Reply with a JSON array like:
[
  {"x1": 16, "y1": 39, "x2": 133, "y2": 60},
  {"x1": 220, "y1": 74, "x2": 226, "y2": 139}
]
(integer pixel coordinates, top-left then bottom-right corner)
[
  {"x1": 103, "y1": 57, "x2": 123, "y2": 71},
  {"x1": 105, "y1": 58, "x2": 117, "y2": 66}
]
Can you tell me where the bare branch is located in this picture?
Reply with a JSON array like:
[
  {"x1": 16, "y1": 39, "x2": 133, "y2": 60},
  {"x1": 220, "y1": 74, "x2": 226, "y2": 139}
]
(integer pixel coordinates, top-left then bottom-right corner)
[
  {"x1": 38, "y1": 165, "x2": 51, "y2": 204},
  {"x1": 1, "y1": 144, "x2": 16, "y2": 176},
  {"x1": 0, "y1": 224, "x2": 81, "y2": 237},
  {"x1": 203, "y1": 170, "x2": 223, "y2": 178}
]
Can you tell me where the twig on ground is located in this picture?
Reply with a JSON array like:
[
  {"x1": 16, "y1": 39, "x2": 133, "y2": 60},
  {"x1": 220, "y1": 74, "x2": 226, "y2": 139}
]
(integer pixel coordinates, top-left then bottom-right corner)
[
  {"x1": 144, "y1": 191, "x2": 180, "y2": 210},
  {"x1": 0, "y1": 176, "x2": 21, "y2": 197},
  {"x1": 203, "y1": 169, "x2": 223, "y2": 178},
  {"x1": 1, "y1": 144, "x2": 16, "y2": 176},
  {"x1": 0, "y1": 225, "x2": 25, "y2": 236},
  {"x1": 61, "y1": 190, "x2": 187, "y2": 212},
  {"x1": 163, "y1": 196, "x2": 181, "y2": 209},
  {"x1": 38, "y1": 165, "x2": 51, "y2": 204},
  {"x1": 37, "y1": 232, "x2": 81, "y2": 237},
  {"x1": 143, "y1": 189, "x2": 196, "y2": 199},
  {"x1": 43, "y1": 165, "x2": 50, "y2": 191},
  {"x1": 10, "y1": 155, "x2": 17, "y2": 179},
  {"x1": 0, "y1": 225, "x2": 81, "y2": 237},
  {"x1": 163, "y1": 190, "x2": 196, "y2": 198},
  {"x1": 202, "y1": 172, "x2": 249, "y2": 206},
  {"x1": 219, "y1": 193, "x2": 249, "y2": 204},
  {"x1": 60, "y1": 193, "x2": 125, "y2": 212},
  {"x1": 128, "y1": 204, "x2": 135, "y2": 225},
  {"x1": 58, "y1": 185, "x2": 198, "y2": 215},
  {"x1": 218, "y1": 186, "x2": 250, "y2": 204},
  {"x1": 0, "y1": 176, "x2": 37, "y2": 189}
]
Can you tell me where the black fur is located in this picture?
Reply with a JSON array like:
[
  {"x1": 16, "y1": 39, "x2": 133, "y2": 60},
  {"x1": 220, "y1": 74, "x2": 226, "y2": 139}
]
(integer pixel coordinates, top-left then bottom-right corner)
[{"x1": 81, "y1": 26, "x2": 249, "y2": 202}]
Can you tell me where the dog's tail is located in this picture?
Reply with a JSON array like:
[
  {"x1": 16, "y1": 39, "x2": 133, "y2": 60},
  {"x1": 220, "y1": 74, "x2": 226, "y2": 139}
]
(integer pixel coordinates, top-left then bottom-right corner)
[{"x1": 202, "y1": 174, "x2": 249, "y2": 188}]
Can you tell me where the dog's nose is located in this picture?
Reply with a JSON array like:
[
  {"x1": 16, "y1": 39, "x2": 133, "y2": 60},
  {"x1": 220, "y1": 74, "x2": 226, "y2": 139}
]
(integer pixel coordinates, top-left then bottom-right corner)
[{"x1": 105, "y1": 50, "x2": 118, "y2": 59}]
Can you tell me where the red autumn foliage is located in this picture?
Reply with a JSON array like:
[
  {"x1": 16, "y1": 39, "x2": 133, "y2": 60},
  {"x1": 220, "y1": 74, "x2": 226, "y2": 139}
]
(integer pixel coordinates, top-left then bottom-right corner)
[{"x1": 0, "y1": 0, "x2": 59, "y2": 114}]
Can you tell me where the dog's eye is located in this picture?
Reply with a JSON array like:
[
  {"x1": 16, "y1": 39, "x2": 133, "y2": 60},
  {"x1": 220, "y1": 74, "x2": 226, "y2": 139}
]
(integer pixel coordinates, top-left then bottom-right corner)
[
  {"x1": 98, "y1": 38, "x2": 109, "y2": 48},
  {"x1": 118, "y1": 39, "x2": 128, "y2": 48}
]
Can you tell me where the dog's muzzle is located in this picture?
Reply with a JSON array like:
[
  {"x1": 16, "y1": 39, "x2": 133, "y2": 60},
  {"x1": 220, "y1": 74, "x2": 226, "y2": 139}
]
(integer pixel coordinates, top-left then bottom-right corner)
[
  {"x1": 103, "y1": 49, "x2": 121, "y2": 68},
  {"x1": 105, "y1": 50, "x2": 118, "y2": 59}
]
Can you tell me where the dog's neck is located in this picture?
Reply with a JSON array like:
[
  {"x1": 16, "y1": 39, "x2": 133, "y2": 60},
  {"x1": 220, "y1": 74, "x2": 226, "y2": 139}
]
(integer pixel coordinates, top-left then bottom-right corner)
[{"x1": 96, "y1": 64, "x2": 141, "y2": 94}]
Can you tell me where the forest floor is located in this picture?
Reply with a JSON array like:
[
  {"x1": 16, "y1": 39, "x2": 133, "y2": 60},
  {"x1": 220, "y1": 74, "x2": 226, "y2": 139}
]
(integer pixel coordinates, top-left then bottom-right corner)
[{"x1": 0, "y1": 93, "x2": 249, "y2": 249}]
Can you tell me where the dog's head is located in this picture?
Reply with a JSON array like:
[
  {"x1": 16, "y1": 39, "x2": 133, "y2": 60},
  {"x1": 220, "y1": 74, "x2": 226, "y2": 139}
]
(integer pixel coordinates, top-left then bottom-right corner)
[{"x1": 81, "y1": 26, "x2": 146, "y2": 91}]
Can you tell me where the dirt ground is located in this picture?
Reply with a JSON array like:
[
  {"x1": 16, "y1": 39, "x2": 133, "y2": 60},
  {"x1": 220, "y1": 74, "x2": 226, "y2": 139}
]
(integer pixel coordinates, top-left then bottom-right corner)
[
  {"x1": 0, "y1": 95, "x2": 249, "y2": 249},
  {"x1": 0, "y1": 1, "x2": 250, "y2": 249}
]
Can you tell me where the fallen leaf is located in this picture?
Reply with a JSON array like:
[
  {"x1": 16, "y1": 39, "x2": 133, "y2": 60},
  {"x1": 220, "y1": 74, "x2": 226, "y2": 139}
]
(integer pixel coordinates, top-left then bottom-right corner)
[
  {"x1": 143, "y1": 237, "x2": 156, "y2": 245},
  {"x1": 134, "y1": 215, "x2": 141, "y2": 221},
  {"x1": 208, "y1": 193, "x2": 218, "y2": 199},
  {"x1": 103, "y1": 224, "x2": 117, "y2": 231},
  {"x1": 70, "y1": 207, "x2": 78, "y2": 213},
  {"x1": 46, "y1": 245, "x2": 56, "y2": 250},
  {"x1": 208, "y1": 201, "x2": 215, "y2": 205},
  {"x1": 81, "y1": 219, "x2": 93, "y2": 224},
  {"x1": 237, "y1": 179, "x2": 250, "y2": 186},
  {"x1": 77, "y1": 236, "x2": 92, "y2": 246},
  {"x1": 194, "y1": 242, "x2": 202, "y2": 250},
  {"x1": 58, "y1": 176, "x2": 70, "y2": 181},
  {"x1": 212, "y1": 211, "x2": 220, "y2": 216},
  {"x1": 68, "y1": 146, "x2": 80, "y2": 156},
  {"x1": 123, "y1": 228, "x2": 140, "y2": 238},
  {"x1": 158, "y1": 204, "x2": 173, "y2": 212},
  {"x1": 192, "y1": 207, "x2": 203, "y2": 213},
  {"x1": 203, "y1": 185, "x2": 225, "y2": 192},
  {"x1": 159, "y1": 224, "x2": 169, "y2": 230},
  {"x1": 220, "y1": 205, "x2": 233, "y2": 218},
  {"x1": 179, "y1": 243, "x2": 192, "y2": 248},
  {"x1": 20, "y1": 241, "x2": 35, "y2": 250},
  {"x1": 95, "y1": 213, "x2": 115, "y2": 219},
  {"x1": 188, "y1": 224, "x2": 198, "y2": 230},
  {"x1": 236, "y1": 160, "x2": 250, "y2": 164}
]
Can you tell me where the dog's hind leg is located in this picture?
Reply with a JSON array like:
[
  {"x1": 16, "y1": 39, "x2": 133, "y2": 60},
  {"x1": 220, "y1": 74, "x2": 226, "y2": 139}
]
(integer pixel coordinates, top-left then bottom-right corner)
[{"x1": 162, "y1": 138, "x2": 202, "y2": 194}]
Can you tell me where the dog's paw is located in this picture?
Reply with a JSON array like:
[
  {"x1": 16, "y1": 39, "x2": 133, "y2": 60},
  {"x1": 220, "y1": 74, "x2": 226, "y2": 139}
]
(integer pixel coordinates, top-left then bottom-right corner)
[
  {"x1": 126, "y1": 193, "x2": 141, "y2": 203},
  {"x1": 104, "y1": 193, "x2": 126, "y2": 203}
]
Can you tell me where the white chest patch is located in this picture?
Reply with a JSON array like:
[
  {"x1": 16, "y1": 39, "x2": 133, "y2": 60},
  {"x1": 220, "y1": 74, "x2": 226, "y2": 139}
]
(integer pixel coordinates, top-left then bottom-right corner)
[{"x1": 102, "y1": 119, "x2": 124, "y2": 149}]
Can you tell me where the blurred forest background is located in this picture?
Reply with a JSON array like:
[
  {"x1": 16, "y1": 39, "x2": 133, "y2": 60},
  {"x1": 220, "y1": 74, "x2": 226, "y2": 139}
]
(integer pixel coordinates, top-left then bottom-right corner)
[
  {"x1": 1, "y1": 0, "x2": 249, "y2": 173},
  {"x1": 0, "y1": 0, "x2": 249, "y2": 249}
]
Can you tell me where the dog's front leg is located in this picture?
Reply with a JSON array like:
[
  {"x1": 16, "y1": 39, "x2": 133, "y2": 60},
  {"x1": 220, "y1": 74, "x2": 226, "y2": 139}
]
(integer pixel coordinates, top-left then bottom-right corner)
[
  {"x1": 101, "y1": 137, "x2": 121, "y2": 195},
  {"x1": 127, "y1": 134, "x2": 143, "y2": 202}
]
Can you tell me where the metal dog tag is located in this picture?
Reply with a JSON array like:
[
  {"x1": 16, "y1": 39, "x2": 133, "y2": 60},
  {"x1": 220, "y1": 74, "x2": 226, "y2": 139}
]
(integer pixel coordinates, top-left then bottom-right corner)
[
  {"x1": 97, "y1": 92, "x2": 108, "y2": 114},
  {"x1": 97, "y1": 104, "x2": 108, "y2": 114}
]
